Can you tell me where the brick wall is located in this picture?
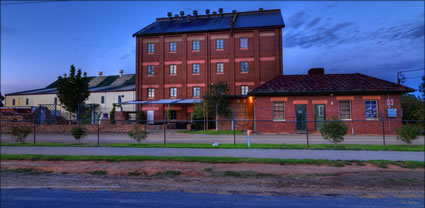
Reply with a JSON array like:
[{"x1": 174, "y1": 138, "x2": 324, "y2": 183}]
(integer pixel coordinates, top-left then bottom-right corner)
[{"x1": 254, "y1": 94, "x2": 403, "y2": 135}]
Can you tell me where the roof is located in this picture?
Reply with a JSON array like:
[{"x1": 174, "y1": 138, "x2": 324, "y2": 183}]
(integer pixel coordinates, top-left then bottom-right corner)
[
  {"x1": 133, "y1": 9, "x2": 284, "y2": 36},
  {"x1": 248, "y1": 73, "x2": 415, "y2": 96},
  {"x1": 6, "y1": 74, "x2": 136, "y2": 96}
]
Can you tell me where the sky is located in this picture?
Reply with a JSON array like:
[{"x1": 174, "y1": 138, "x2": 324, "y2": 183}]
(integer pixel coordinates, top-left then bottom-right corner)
[{"x1": 1, "y1": 1, "x2": 424, "y2": 96}]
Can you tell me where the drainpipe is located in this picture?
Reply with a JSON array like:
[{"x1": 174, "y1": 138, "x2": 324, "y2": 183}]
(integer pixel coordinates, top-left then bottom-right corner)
[
  {"x1": 215, "y1": 103, "x2": 218, "y2": 131},
  {"x1": 253, "y1": 99, "x2": 256, "y2": 132}
]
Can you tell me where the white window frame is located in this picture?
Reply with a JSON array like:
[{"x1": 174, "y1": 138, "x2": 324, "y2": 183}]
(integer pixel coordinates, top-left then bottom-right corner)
[
  {"x1": 192, "y1": 64, "x2": 200, "y2": 74},
  {"x1": 216, "y1": 39, "x2": 223, "y2": 49},
  {"x1": 192, "y1": 87, "x2": 200, "y2": 97},
  {"x1": 148, "y1": 88, "x2": 155, "y2": 98},
  {"x1": 169, "y1": 42, "x2": 176, "y2": 52},
  {"x1": 169, "y1": 64, "x2": 177, "y2": 75},
  {"x1": 241, "y1": 86, "x2": 249, "y2": 96},
  {"x1": 192, "y1": 40, "x2": 200, "y2": 51},
  {"x1": 170, "y1": 88, "x2": 177, "y2": 97},
  {"x1": 338, "y1": 100, "x2": 352, "y2": 120},
  {"x1": 273, "y1": 102, "x2": 285, "y2": 121},
  {"x1": 240, "y1": 37, "x2": 248, "y2": 49},
  {"x1": 147, "y1": 65, "x2": 155, "y2": 75},
  {"x1": 365, "y1": 100, "x2": 378, "y2": 120},
  {"x1": 216, "y1": 63, "x2": 224, "y2": 73},
  {"x1": 147, "y1": 43, "x2": 155, "y2": 53},
  {"x1": 240, "y1": 62, "x2": 248, "y2": 72}
]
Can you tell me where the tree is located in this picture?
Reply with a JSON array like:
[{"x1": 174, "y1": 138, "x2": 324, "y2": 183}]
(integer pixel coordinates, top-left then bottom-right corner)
[
  {"x1": 396, "y1": 124, "x2": 420, "y2": 145},
  {"x1": 419, "y1": 75, "x2": 425, "y2": 98},
  {"x1": 203, "y1": 82, "x2": 232, "y2": 130},
  {"x1": 0, "y1": 93, "x2": 4, "y2": 107},
  {"x1": 320, "y1": 119, "x2": 349, "y2": 148},
  {"x1": 191, "y1": 103, "x2": 205, "y2": 130},
  {"x1": 401, "y1": 94, "x2": 425, "y2": 122},
  {"x1": 70, "y1": 126, "x2": 87, "y2": 144},
  {"x1": 10, "y1": 126, "x2": 32, "y2": 143},
  {"x1": 127, "y1": 126, "x2": 148, "y2": 144},
  {"x1": 56, "y1": 65, "x2": 90, "y2": 114}
]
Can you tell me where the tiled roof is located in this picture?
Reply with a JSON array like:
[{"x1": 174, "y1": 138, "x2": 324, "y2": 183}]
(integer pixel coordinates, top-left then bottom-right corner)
[
  {"x1": 133, "y1": 9, "x2": 284, "y2": 36},
  {"x1": 248, "y1": 73, "x2": 414, "y2": 96},
  {"x1": 6, "y1": 74, "x2": 136, "y2": 96}
]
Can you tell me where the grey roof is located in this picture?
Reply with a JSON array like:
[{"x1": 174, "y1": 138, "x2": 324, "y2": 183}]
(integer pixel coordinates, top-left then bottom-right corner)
[
  {"x1": 133, "y1": 9, "x2": 284, "y2": 36},
  {"x1": 6, "y1": 74, "x2": 136, "y2": 96}
]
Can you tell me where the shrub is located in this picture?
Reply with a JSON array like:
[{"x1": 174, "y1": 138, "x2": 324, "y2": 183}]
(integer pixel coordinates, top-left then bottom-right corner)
[
  {"x1": 128, "y1": 126, "x2": 148, "y2": 144},
  {"x1": 191, "y1": 104, "x2": 205, "y2": 130},
  {"x1": 136, "y1": 111, "x2": 145, "y2": 124},
  {"x1": 320, "y1": 120, "x2": 348, "y2": 147},
  {"x1": 10, "y1": 126, "x2": 32, "y2": 143},
  {"x1": 396, "y1": 124, "x2": 420, "y2": 145},
  {"x1": 110, "y1": 106, "x2": 116, "y2": 124},
  {"x1": 71, "y1": 126, "x2": 87, "y2": 144}
]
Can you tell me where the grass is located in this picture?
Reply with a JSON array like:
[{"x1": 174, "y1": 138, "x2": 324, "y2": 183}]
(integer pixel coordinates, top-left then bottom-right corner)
[
  {"x1": 176, "y1": 130, "x2": 245, "y2": 135},
  {"x1": 1, "y1": 154, "x2": 423, "y2": 169},
  {"x1": 2, "y1": 142, "x2": 424, "y2": 152}
]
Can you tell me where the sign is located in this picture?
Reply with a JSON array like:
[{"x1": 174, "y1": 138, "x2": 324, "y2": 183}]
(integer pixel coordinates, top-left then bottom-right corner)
[
  {"x1": 387, "y1": 108, "x2": 397, "y2": 118},
  {"x1": 386, "y1": 99, "x2": 394, "y2": 106}
]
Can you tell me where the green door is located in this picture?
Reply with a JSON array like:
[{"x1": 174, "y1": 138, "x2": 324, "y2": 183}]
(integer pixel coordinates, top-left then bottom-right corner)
[
  {"x1": 295, "y1": 104, "x2": 307, "y2": 132},
  {"x1": 315, "y1": 104, "x2": 326, "y2": 131}
]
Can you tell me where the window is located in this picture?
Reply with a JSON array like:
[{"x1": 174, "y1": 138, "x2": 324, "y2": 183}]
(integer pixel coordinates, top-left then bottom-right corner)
[
  {"x1": 25, "y1": 98, "x2": 29, "y2": 105},
  {"x1": 365, "y1": 100, "x2": 378, "y2": 119},
  {"x1": 216, "y1": 63, "x2": 224, "y2": 73},
  {"x1": 192, "y1": 87, "x2": 200, "y2": 97},
  {"x1": 273, "y1": 102, "x2": 285, "y2": 121},
  {"x1": 169, "y1": 42, "x2": 176, "y2": 52},
  {"x1": 192, "y1": 40, "x2": 200, "y2": 51},
  {"x1": 241, "y1": 86, "x2": 249, "y2": 96},
  {"x1": 169, "y1": 110, "x2": 177, "y2": 120},
  {"x1": 148, "y1": 88, "x2": 155, "y2": 98},
  {"x1": 101, "y1": 96, "x2": 105, "y2": 104},
  {"x1": 170, "y1": 88, "x2": 177, "y2": 97},
  {"x1": 147, "y1": 65, "x2": 155, "y2": 75},
  {"x1": 103, "y1": 113, "x2": 109, "y2": 118},
  {"x1": 240, "y1": 62, "x2": 248, "y2": 72},
  {"x1": 240, "y1": 38, "x2": 248, "y2": 49},
  {"x1": 12, "y1": 99, "x2": 15, "y2": 106},
  {"x1": 169, "y1": 64, "x2": 176, "y2": 75},
  {"x1": 118, "y1": 96, "x2": 122, "y2": 104},
  {"x1": 338, "y1": 101, "x2": 351, "y2": 120},
  {"x1": 216, "y1": 39, "x2": 223, "y2": 49},
  {"x1": 147, "y1": 43, "x2": 155, "y2": 53},
  {"x1": 192, "y1": 64, "x2": 200, "y2": 74}
]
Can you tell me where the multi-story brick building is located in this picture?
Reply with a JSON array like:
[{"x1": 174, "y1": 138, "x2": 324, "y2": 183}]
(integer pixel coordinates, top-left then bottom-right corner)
[{"x1": 132, "y1": 8, "x2": 284, "y2": 124}]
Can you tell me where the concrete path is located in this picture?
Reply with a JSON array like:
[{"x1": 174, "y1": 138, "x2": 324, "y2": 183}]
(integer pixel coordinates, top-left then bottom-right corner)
[{"x1": 1, "y1": 146, "x2": 424, "y2": 161}]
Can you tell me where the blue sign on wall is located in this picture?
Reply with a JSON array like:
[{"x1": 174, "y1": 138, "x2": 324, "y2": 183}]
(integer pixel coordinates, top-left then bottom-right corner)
[{"x1": 387, "y1": 108, "x2": 397, "y2": 118}]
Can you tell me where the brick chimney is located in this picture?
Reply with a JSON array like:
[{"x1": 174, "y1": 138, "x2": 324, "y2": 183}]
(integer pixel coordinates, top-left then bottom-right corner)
[{"x1": 308, "y1": 68, "x2": 324, "y2": 76}]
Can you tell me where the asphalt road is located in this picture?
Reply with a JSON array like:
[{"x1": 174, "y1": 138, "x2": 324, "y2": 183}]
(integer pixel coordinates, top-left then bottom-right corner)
[
  {"x1": 1, "y1": 189, "x2": 423, "y2": 208},
  {"x1": 1, "y1": 146, "x2": 424, "y2": 161}
]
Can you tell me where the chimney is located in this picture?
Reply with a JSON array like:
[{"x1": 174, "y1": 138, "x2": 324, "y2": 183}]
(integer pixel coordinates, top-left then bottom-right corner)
[
  {"x1": 232, "y1": 10, "x2": 236, "y2": 14},
  {"x1": 218, "y1": 8, "x2": 223, "y2": 16},
  {"x1": 212, "y1": 11, "x2": 217, "y2": 15},
  {"x1": 193, "y1": 10, "x2": 198, "y2": 19},
  {"x1": 119, "y1": 69, "x2": 124, "y2": 77},
  {"x1": 308, "y1": 68, "x2": 325, "y2": 76},
  {"x1": 205, "y1": 9, "x2": 210, "y2": 18},
  {"x1": 180, "y1": 11, "x2": 184, "y2": 17},
  {"x1": 259, "y1": 8, "x2": 264, "y2": 12},
  {"x1": 167, "y1": 12, "x2": 172, "y2": 21},
  {"x1": 98, "y1": 71, "x2": 102, "y2": 77}
]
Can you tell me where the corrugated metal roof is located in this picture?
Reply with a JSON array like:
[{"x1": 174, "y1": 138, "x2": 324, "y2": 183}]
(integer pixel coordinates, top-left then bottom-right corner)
[
  {"x1": 133, "y1": 9, "x2": 284, "y2": 36},
  {"x1": 6, "y1": 74, "x2": 136, "y2": 96}
]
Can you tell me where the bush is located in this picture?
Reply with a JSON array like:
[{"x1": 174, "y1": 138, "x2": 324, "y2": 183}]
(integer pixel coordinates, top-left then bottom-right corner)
[
  {"x1": 71, "y1": 126, "x2": 87, "y2": 144},
  {"x1": 128, "y1": 126, "x2": 147, "y2": 144},
  {"x1": 136, "y1": 111, "x2": 145, "y2": 124},
  {"x1": 320, "y1": 120, "x2": 348, "y2": 147},
  {"x1": 10, "y1": 126, "x2": 32, "y2": 143},
  {"x1": 396, "y1": 124, "x2": 420, "y2": 145},
  {"x1": 191, "y1": 104, "x2": 205, "y2": 130}
]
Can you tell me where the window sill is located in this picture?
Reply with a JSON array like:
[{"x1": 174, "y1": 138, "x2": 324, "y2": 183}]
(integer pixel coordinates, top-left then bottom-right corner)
[
  {"x1": 147, "y1": 97, "x2": 155, "y2": 100},
  {"x1": 240, "y1": 48, "x2": 248, "y2": 50},
  {"x1": 147, "y1": 52, "x2": 155, "y2": 55},
  {"x1": 192, "y1": 50, "x2": 200, "y2": 53},
  {"x1": 366, "y1": 118, "x2": 379, "y2": 121},
  {"x1": 216, "y1": 49, "x2": 224, "y2": 51},
  {"x1": 340, "y1": 119, "x2": 352, "y2": 121},
  {"x1": 169, "y1": 74, "x2": 177, "y2": 76},
  {"x1": 240, "y1": 72, "x2": 248, "y2": 74},
  {"x1": 193, "y1": 96, "x2": 201, "y2": 98},
  {"x1": 169, "y1": 51, "x2": 176, "y2": 53},
  {"x1": 273, "y1": 119, "x2": 286, "y2": 122},
  {"x1": 147, "y1": 75, "x2": 155, "y2": 77},
  {"x1": 216, "y1": 72, "x2": 224, "y2": 75},
  {"x1": 192, "y1": 73, "x2": 200, "y2": 76}
]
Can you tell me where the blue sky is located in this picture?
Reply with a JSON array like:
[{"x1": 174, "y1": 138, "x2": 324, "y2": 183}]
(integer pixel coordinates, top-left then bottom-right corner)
[{"x1": 1, "y1": 1, "x2": 424, "y2": 96}]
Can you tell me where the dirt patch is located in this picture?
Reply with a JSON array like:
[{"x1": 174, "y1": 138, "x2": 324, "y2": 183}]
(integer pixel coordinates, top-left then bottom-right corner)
[{"x1": 1, "y1": 160, "x2": 424, "y2": 197}]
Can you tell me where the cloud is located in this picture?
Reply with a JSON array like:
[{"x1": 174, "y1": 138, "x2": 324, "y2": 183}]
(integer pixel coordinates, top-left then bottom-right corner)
[
  {"x1": 287, "y1": 11, "x2": 308, "y2": 29},
  {"x1": 120, "y1": 53, "x2": 131, "y2": 60},
  {"x1": 306, "y1": 17, "x2": 321, "y2": 28}
]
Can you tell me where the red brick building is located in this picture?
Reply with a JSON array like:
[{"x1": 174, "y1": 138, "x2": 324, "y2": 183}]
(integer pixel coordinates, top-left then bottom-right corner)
[
  {"x1": 132, "y1": 8, "x2": 284, "y2": 124},
  {"x1": 249, "y1": 68, "x2": 414, "y2": 134}
]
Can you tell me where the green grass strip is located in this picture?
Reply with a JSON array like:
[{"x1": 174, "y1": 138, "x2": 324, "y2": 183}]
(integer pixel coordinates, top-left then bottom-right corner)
[
  {"x1": 2, "y1": 143, "x2": 424, "y2": 152},
  {"x1": 1, "y1": 154, "x2": 424, "y2": 169}
]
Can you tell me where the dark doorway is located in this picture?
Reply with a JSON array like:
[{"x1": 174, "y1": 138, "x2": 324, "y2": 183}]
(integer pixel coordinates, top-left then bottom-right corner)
[
  {"x1": 315, "y1": 104, "x2": 326, "y2": 131},
  {"x1": 295, "y1": 104, "x2": 307, "y2": 132}
]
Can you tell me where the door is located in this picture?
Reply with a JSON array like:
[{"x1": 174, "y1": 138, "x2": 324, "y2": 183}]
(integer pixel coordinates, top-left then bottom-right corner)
[
  {"x1": 315, "y1": 104, "x2": 326, "y2": 131},
  {"x1": 295, "y1": 104, "x2": 307, "y2": 132},
  {"x1": 147, "y1": 110, "x2": 154, "y2": 124}
]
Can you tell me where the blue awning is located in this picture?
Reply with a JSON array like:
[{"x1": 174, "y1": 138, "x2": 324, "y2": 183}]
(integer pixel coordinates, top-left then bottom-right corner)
[{"x1": 121, "y1": 99, "x2": 202, "y2": 105}]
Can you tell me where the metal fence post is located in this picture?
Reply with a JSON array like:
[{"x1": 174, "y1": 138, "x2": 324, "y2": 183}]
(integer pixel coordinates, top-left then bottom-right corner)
[
  {"x1": 380, "y1": 112, "x2": 386, "y2": 146},
  {"x1": 97, "y1": 121, "x2": 100, "y2": 146},
  {"x1": 306, "y1": 121, "x2": 309, "y2": 149},
  {"x1": 33, "y1": 121, "x2": 36, "y2": 145},
  {"x1": 163, "y1": 113, "x2": 166, "y2": 145},
  {"x1": 233, "y1": 119, "x2": 236, "y2": 146}
]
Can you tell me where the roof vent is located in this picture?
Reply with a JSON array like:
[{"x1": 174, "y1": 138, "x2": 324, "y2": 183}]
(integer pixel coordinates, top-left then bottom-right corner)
[
  {"x1": 193, "y1": 10, "x2": 198, "y2": 18},
  {"x1": 232, "y1": 10, "x2": 236, "y2": 14},
  {"x1": 98, "y1": 71, "x2": 102, "y2": 77},
  {"x1": 212, "y1": 11, "x2": 217, "y2": 15},
  {"x1": 167, "y1": 12, "x2": 172, "y2": 21},
  {"x1": 218, "y1": 8, "x2": 223, "y2": 16},
  {"x1": 119, "y1": 69, "x2": 124, "y2": 77},
  {"x1": 174, "y1": 14, "x2": 179, "y2": 18},
  {"x1": 308, "y1": 68, "x2": 324, "y2": 76},
  {"x1": 180, "y1": 11, "x2": 184, "y2": 17},
  {"x1": 259, "y1": 8, "x2": 264, "y2": 12},
  {"x1": 205, "y1": 9, "x2": 210, "y2": 18}
]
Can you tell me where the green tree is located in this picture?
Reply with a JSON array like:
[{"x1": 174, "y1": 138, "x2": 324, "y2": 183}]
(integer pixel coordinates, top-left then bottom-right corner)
[
  {"x1": 396, "y1": 124, "x2": 420, "y2": 145},
  {"x1": 401, "y1": 94, "x2": 425, "y2": 121},
  {"x1": 127, "y1": 126, "x2": 148, "y2": 144},
  {"x1": 70, "y1": 126, "x2": 87, "y2": 144},
  {"x1": 0, "y1": 93, "x2": 4, "y2": 107},
  {"x1": 191, "y1": 103, "x2": 205, "y2": 130},
  {"x1": 203, "y1": 82, "x2": 232, "y2": 117},
  {"x1": 419, "y1": 75, "x2": 425, "y2": 98},
  {"x1": 320, "y1": 119, "x2": 349, "y2": 148},
  {"x1": 56, "y1": 65, "x2": 90, "y2": 114}
]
